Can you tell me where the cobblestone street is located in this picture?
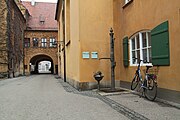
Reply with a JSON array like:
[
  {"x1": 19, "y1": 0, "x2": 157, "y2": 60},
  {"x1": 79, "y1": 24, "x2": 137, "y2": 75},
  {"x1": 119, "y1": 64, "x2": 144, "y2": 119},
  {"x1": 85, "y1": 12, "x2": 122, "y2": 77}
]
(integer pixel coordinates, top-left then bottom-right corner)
[{"x1": 0, "y1": 75, "x2": 179, "y2": 120}]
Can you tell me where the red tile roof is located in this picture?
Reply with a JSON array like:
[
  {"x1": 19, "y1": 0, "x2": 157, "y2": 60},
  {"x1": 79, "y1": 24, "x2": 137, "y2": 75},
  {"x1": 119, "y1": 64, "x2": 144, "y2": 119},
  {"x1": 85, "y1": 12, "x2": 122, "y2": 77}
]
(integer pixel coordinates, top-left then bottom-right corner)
[{"x1": 22, "y1": 2, "x2": 58, "y2": 30}]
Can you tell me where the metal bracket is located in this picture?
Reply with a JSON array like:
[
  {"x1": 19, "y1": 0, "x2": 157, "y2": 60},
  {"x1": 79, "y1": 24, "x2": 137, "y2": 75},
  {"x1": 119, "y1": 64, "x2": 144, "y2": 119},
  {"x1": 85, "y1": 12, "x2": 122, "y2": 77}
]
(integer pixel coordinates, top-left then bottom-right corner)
[{"x1": 99, "y1": 57, "x2": 110, "y2": 60}]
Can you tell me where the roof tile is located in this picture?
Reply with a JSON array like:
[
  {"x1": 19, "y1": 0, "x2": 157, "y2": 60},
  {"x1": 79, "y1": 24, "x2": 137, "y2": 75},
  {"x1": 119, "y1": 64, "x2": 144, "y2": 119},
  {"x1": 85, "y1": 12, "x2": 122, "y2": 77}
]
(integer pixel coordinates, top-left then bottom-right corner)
[{"x1": 22, "y1": 2, "x2": 58, "y2": 30}]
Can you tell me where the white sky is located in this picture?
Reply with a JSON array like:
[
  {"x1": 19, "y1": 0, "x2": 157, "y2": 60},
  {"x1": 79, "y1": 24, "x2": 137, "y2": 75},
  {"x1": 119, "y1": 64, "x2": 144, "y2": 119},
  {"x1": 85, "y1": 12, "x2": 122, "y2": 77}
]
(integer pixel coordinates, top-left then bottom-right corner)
[{"x1": 21, "y1": 0, "x2": 57, "y2": 3}]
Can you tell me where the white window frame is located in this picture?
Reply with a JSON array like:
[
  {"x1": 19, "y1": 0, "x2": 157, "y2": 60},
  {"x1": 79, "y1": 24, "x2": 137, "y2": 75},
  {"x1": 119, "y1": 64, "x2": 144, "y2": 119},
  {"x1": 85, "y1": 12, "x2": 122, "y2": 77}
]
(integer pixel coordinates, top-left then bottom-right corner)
[
  {"x1": 129, "y1": 31, "x2": 152, "y2": 66},
  {"x1": 49, "y1": 38, "x2": 56, "y2": 47},
  {"x1": 41, "y1": 38, "x2": 47, "y2": 47}
]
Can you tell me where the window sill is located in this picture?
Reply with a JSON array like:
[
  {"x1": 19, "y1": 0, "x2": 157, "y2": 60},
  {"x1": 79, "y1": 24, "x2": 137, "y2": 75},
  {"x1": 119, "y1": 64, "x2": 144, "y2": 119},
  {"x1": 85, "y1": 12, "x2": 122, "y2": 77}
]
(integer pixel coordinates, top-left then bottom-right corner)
[
  {"x1": 130, "y1": 63, "x2": 153, "y2": 67},
  {"x1": 123, "y1": 0, "x2": 133, "y2": 9}
]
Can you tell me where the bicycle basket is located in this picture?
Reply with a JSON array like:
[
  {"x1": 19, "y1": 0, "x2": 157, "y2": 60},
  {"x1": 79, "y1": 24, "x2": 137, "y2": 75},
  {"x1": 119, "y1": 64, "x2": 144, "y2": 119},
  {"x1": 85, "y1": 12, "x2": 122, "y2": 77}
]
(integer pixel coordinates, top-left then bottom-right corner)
[{"x1": 143, "y1": 67, "x2": 159, "y2": 76}]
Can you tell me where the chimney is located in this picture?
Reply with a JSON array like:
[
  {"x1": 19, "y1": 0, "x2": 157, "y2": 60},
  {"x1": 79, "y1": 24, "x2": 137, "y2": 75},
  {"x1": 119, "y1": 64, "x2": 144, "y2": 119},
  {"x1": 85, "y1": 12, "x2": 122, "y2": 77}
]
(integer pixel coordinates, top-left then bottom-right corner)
[{"x1": 31, "y1": 0, "x2": 35, "y2": 6}]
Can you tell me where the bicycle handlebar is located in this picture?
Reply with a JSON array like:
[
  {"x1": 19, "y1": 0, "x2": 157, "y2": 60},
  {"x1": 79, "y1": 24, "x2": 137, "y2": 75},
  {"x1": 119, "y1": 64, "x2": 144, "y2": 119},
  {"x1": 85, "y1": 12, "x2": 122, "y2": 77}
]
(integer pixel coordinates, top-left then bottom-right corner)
[
  {"x1": 133, "y1": 57, "x2": 153, "y2": 73},
  {"x1": 132, "y1": 57, "x2": 150, "y2": 63}
]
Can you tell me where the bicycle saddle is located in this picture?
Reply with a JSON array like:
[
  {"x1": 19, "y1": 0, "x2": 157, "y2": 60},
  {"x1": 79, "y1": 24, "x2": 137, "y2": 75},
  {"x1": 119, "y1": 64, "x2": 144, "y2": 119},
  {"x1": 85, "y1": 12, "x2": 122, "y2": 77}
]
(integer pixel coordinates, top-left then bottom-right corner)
[{"x1": 146, "y1": 65, "x2": 153, "y2": 69}]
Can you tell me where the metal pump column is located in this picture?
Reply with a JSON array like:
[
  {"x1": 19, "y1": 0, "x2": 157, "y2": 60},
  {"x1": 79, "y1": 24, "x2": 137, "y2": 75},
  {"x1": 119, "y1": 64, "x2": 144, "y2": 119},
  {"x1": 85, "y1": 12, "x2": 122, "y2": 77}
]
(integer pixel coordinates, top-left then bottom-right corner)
[{"x1": 109, "y1": 28, "x2": 116, "y2": 90}]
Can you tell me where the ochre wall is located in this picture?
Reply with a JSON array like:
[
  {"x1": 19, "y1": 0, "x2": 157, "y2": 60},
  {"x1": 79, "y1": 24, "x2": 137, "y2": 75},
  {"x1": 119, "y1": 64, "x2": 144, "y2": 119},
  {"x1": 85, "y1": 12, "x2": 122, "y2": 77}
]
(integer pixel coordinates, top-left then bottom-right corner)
[
  {"x1": 61, "y1": 0, "x2": 115, "y2": 84},
  {"x1": 115, "y1": 0, "x2": 180, "y2": 91},
  {"x1": 63, "y1": 0, "x2": 80, "y2": 81},
  {"x1": 79, "y1": 0, "x2": 114, "y2": 83},
  {"x1": 57, "y1": 0, "x2": 180, "y2": 92}
]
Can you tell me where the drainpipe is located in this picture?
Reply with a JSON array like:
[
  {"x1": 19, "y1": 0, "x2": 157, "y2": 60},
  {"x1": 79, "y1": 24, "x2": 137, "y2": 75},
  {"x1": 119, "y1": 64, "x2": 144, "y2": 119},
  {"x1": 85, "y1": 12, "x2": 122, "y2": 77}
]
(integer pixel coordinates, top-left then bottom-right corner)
[
  {"x1": 62, "y1": 0, "x2": 66, "y2": 82},
  {"x1": 22, "y1": 30, "x2": 25, "y2": 76}
]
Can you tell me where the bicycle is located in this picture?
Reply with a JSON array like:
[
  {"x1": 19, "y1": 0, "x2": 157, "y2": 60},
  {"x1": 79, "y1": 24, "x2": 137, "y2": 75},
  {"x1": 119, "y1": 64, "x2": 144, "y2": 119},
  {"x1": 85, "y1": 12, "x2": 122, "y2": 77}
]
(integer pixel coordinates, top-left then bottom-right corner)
[{"x1": 131, "y1": 58, "x2": 158, "y2": 101}]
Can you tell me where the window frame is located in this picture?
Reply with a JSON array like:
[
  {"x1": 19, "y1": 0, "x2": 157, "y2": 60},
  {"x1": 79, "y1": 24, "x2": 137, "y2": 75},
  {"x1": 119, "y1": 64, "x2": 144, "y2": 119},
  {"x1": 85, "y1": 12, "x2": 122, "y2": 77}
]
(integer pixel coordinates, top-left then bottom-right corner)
[
  {"x1": 24, "y1": 38, "x2": 30, "y2": 48},
  {"x1": 41, "y1": 38, "x2": 47, "y2": 47},
  {"x1": 32, "y1": 38, "x2": 39, "y2": 47},
  {"x1": 129, "y1": 31, "x2": 152, "y2": 66},
  {"x1": 49, "y1": 37, "x2": 57, "y2": 48}
]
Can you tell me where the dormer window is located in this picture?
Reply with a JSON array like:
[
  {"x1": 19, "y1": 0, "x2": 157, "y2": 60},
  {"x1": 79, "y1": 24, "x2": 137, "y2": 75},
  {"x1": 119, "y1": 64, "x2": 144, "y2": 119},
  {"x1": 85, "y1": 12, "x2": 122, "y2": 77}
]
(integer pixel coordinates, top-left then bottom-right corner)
[
  {"x1": 39, "y1": 15, "x2": 45, "y2": 25},
  {"x1": 31, "y1": 0, "x2": 35, "y2": 6}
]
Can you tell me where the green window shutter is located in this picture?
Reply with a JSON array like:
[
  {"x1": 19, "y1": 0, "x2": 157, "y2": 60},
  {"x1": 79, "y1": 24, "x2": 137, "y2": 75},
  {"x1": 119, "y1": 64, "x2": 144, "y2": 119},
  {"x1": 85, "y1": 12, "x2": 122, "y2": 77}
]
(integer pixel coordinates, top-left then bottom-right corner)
[
  {"x1": 123, "y1": 36, "x2": 129, "y2": 67},
  {"x1": 151, "y1": 21, "x2": 170, "y2": 66}
]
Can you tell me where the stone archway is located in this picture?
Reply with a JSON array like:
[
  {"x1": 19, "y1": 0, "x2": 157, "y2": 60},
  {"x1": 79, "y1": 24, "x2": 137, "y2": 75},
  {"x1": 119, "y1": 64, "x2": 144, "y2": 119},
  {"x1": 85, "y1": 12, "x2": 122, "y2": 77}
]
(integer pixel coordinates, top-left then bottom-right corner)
[{"x1": 30, "y1": 54, "x2": 54, "y2": 74}]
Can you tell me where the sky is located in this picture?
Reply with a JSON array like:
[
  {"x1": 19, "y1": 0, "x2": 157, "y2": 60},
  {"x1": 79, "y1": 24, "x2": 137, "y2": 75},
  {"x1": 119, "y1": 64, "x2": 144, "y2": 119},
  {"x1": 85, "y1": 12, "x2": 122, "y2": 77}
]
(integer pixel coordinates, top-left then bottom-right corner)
[{"x1": 21, "y1": 0, "x2": 57, "y2": 3}]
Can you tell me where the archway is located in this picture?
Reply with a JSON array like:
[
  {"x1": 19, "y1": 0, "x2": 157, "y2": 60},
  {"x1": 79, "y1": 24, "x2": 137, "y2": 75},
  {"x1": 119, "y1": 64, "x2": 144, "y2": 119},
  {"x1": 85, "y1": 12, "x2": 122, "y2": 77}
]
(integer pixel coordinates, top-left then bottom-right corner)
[{"x1": 30, "y1": 54, "x2": 54, "y2": 74}]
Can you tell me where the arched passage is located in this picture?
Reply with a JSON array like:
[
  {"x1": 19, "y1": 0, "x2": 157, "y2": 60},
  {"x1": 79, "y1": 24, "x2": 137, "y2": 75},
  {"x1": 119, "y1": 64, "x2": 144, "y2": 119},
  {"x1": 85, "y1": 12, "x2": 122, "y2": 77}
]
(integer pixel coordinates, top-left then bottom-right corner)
[{"x1": 30, "y1": 54, "x2": 54, "y2": 74}]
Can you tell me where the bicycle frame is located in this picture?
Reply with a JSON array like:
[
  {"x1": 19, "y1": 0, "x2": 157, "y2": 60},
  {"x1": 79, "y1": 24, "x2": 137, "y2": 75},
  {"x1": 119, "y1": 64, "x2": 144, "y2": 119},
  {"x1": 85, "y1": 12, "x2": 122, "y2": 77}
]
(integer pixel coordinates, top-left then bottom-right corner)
[
  {"x1": 135, "y1": 59, "x2": 143, "y2": 82},
  {"x1": 131, "y1": 57, "x2": 157, "y2": 101}
]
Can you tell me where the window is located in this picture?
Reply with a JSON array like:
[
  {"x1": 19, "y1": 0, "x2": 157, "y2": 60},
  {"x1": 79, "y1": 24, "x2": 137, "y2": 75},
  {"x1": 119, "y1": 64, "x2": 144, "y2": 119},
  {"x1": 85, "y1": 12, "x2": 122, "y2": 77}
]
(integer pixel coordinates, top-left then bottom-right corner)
[
  {"x1": 33, "y1": 38, "x2": 38, "y2": 47},
  {"x1": 130, "y1": 31, "x2": 151, "y2": 65},
  {"x1": 39, "y1": 15, "x2": 45, "y2": 25},
  {"x1": 24, "y1": 38, "x2": 30, "y2": 47},
  {"x1": 123, "y1": 21, "x2": 169, "y2": 67},
  {"x1": 49, "y1": 38, "x2": 57, "y2": 47},
  {"x1": 41, "y1": 38, "x2": 47, "y2": 47}
]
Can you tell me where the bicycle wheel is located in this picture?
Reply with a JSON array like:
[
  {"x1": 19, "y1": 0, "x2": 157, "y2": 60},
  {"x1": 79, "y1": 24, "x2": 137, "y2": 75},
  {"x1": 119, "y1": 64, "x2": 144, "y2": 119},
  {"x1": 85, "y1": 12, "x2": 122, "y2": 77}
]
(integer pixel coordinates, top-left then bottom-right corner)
[
  {"x1": 144, "y1": 79, "x2": 157, "y2": 101},
  {"x1": 131, "y1": 74, "x2": 139, "y2": 90}
]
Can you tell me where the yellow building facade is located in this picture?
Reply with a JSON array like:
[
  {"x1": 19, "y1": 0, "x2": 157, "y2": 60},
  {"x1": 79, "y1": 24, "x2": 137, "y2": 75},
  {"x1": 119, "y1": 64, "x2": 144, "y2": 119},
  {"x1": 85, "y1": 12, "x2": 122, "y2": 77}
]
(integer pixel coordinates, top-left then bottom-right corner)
[
  {"x1": 56, "y1": 0, "x2": 116, "y2": 89},
  {"x1": 56, "y1": 0, "x2": 180, "y2": 103},
  {"x1": 117, "y1": 0, "x2": 180, "y2": 103}
]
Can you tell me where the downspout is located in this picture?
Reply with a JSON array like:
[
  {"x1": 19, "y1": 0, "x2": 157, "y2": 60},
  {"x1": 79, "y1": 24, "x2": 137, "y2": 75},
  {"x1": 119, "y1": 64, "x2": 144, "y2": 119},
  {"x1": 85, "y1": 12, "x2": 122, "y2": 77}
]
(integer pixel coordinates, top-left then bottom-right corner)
[
  {"x1": 22, "y1": 29, "x2": 25, "y2": 76},
  {"x1": 62, "y1": 0, "x2": 66, "y2": 82}
]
